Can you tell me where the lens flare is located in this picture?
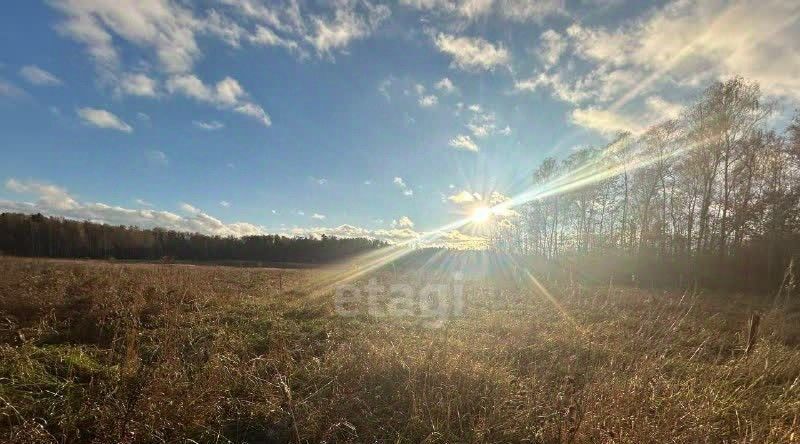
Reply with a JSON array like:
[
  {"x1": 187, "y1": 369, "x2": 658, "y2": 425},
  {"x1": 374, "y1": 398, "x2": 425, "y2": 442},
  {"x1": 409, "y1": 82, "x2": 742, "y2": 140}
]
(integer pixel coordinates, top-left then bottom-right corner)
[
  {"x1": 297, "y1": 131, "x2": 710, "y2": 299},
  {"x1": 472, "y1": 206, "x2": 492, "y2": 223}
]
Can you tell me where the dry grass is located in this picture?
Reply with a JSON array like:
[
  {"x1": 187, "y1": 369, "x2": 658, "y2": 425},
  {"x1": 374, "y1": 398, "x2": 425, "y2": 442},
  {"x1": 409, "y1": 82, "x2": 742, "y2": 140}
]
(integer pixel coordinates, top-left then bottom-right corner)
[{"x1": 0, "y1": 257, "x2": 798, "y2": 443}]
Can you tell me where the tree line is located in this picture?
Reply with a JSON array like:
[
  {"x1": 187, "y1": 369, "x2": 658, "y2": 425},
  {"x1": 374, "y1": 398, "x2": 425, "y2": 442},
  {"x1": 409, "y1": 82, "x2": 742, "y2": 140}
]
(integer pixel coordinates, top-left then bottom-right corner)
[
  {"x1": 0, "y1": 212, "x2": 386, "y2": 264},
  {"x1": 492, "y1": 77, "x2": 800, "y2": 291}
]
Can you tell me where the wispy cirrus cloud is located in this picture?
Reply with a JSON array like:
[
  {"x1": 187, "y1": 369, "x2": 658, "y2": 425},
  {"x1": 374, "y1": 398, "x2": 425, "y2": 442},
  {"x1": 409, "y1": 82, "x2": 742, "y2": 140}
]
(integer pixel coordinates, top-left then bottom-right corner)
[
  {"x1": 0, "y1": 79, "x2": 27, "y2": 99},
  {"x1": 193, "y1": 120, "x2": 224, "y2": 130},
  {"x1": 400, "y1": 0, "x2": 564, "y2": 23},
  {"x1": 570, "y1": 95, "x2": 684, "y2": 135},
  {"x1": 434, "y1": 33, "x2": 509, "y2": 71},
  {"x1": 19, "y1": 65, "x2": 62, "y2": 86},
  {"x1": 448, "y1": 134, "x2": 478, "y2": 151},
  {"x1": 514, "y1": 0, "x2": 800, "y2": 136},
  {"x1": 393, "y1": 176, "x2": 414, "y2": 196}
]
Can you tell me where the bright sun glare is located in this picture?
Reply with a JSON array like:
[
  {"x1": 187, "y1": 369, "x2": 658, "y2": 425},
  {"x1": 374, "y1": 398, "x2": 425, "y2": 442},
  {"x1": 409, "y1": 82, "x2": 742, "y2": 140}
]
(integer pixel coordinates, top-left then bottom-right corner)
[{"x1": 472, "y1": 206, "x2": 492, "y2": 223}]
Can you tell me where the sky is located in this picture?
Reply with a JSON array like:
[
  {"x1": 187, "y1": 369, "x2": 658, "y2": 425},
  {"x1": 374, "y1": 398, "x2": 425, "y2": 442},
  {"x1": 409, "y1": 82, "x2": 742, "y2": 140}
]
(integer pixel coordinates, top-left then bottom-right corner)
[{"x1": 1, "y1": 0, "x2": 799, "y2": 248}]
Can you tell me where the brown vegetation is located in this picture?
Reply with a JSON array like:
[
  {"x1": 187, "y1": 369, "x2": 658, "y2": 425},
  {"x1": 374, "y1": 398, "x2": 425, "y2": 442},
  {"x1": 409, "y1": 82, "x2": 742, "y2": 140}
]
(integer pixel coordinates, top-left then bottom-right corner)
[{"x1": 1, "y1": 257, "x2": 799, "y2": 442}]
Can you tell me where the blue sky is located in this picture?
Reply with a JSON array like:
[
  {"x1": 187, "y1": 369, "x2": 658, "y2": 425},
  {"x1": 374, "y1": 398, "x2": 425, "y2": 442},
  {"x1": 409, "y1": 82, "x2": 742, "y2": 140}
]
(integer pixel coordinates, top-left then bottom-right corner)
[{"x1": 1, "y1": 0, "x2": 799, "y2": 247}]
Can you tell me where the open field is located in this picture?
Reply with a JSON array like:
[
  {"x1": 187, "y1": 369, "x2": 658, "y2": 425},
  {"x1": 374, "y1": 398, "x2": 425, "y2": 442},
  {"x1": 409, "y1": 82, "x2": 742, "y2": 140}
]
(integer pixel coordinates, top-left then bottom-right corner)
[{"x1": 1, "y1": 257, "x2": 799, "y2": 443}]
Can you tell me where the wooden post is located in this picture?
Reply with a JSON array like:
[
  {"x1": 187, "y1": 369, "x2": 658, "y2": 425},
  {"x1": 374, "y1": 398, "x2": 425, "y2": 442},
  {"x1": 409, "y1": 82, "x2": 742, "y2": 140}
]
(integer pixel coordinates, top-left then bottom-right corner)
[{"x1": 745, "y1": 312, "x2": 760, "y2": 355}]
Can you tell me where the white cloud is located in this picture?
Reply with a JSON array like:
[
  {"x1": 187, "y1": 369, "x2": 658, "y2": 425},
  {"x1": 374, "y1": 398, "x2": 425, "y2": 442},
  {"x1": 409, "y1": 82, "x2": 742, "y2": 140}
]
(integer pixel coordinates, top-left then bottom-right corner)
[
  {"x1": 220, "y1": 200, "x2": 231, "y2": 207},
  {"x1": 50, "y1": 0, "x2": 201, "y2": 75},
  {"x1": 522, "y1": 0, "x2": 800, "y2": 126},
  {"x1": 0, "y1": 79, "x2": 26, "y2": 98},
  {"x1": 289, "y1": 224, "x2": 422, "y2": 245},
  {"x1": 247, "y1": 25, "x2": 299, "y2": 51},
  {"x1": 307, "y1": 1, "x2": 390, "y2": 55},
  {"x1": 76, "y1": 107, "x2": 132, "y2": 133},
  {"x1": 311, "y1": 213, "x2": 326, "y2": 220},
  {"x1": 448, "y1": 134, "x2": 479, "y2": 151},
  {"x1": 219, "y1": 0, "x2": 301, "y2": 32},
  {"x1": 488, "y1": 191, "x2": 509, "y2": 205},
  {"x1": 166, "y1": 75, "x2": 271, "y2": 126},
  {"x1": 233, "y1": 102, "x2": 272, "y2": 126},
  {"x1": 401, "y1": 0, "x2": 564, "y2": 23},
  {"x1": 418, "y1": 94, "x2": 438, "y2": 107},
  {"x1": 135, "y1": 198, "x2": 153, "y2": 207},
  {"x1": 570, "y1": 107, "x2": 641, "y2": 136},
  {"x1": 19, "y1": 65, "x2": 62, "y2": 86},
  {"x1": 305, "y1": 223, "x2": 489, "y2": 249},
  {"x1": 145, "y1": 150, "x2": 169, "y2": 167},
  {"x1": 435, "y1": 77, "x2": 457, "y2": 93},
  {"x1": 496, "y1": 0, "x2": 565, "y2": 22},
  {"x1": 399, "y1": 0, "x2": 453, "y2": 9},
  {"x1": 378, "y1": 76, "x2": 393, "y2": 100},
  {"x1": 392, "y1": 216, "x2": 414, "y2": 229},
  {"x1": 486, "y1": 191, "x2": 517, "y2": 217},
  {"x1": 5, "y1": 179, "x2": 78, "y2": 211},
  {"x1": 467, "y1": 122, "x2": 491, "y2": 137},
  {"x1": 432, "y1": 229, "x2": 488, "y2": 250},
  {"x1": 514, "y1": 69, "x2": 624, "y2": 104},
  {"x1": 2, "y1": 178, "x2": 264, "y2": 237},
  {"x1": 447, "y1": 190, "x2": 480, "y2": 204},
  {"x1": 120, "y1": 73, "x2": 158, "y2": 97},
  {"x1": 49, "y1": 1, "x2": 275, "y2": 126},
  {"x1": 644, "y1": 95, "x2": 684, "y2": 121},
  {"x1": 180, "y1": 203, "x2": 201, "y2": 214},
  {"x1": 581, "y1": 0, "x2": 800, "y2": 96},
  {"x1": 193, "y1": 120, "x2": 224, "y2": 130},
  {"x1": 48, "y1": 0, "x2": 394, "y2": 93},
  {"x1": 538, "y1": 29, "x2": 566, "y2": 67},
  {"x1": 221, "y1": 0, "x2": 389, "y2": 58},
  {"x1": 571, "y1": 95, "x2": 684, "y2": 135},
  {"x1": 434, "y1": 33, "x2": 509, "y2": 71},
  {"x1": 445, "y1": 189, "x2": 517, "y2": 219},
  {"x1": 464, "y1": 108, "x2": 505, "y2": 138},
  {"x1": 412, "y1": 82, "x2": 438, "y2": 107},
  {"x1": 393, "y1": 176, "x2": 413, "y2": 196}
]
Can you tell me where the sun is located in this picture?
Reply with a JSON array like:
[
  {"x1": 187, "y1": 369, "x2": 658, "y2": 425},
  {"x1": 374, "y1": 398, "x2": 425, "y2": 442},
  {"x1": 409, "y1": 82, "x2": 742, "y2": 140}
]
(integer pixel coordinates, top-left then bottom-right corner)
[{"x1": 472, "y1": 206, "x2": 492, "y2": 223}]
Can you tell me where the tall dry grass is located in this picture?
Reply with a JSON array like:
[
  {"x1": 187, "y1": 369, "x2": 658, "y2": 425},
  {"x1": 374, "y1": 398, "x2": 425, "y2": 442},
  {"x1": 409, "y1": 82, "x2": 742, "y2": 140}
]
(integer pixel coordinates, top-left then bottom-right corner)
[{"x1": 0, "y1": 257, "x2": 798, "y2": 443}]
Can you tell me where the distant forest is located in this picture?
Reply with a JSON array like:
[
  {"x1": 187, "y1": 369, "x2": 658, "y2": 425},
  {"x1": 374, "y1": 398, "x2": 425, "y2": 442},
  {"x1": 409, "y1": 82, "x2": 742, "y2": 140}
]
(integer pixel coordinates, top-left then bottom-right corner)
[
  {"x1": 0, "y1": 212, "x2": 386, "y2": 264},
  {"x1": 491, "y1": 77, "x2": 800, "y2": 292}
]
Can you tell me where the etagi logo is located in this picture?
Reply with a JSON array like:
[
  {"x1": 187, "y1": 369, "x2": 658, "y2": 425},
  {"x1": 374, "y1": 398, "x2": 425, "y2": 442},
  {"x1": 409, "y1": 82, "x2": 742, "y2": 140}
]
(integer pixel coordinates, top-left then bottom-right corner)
[{"x1": 334, "y1": 273, "x2": 465, "y2": 325}]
